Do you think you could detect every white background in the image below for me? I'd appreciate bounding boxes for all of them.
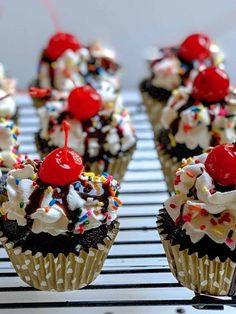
[1,0,236,89]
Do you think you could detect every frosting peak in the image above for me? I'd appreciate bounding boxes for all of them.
[165,151,236,250]
[2,160,121,236]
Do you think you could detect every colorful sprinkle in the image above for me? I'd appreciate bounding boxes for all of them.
[183,214,192,222]
[186,171,194,178]
[210,218,217,226]
[49,198,57,206]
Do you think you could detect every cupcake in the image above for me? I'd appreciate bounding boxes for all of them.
[157,144,236,296]
[157,66,234,192]
[34,83,136,182]
[140,33,224,131]
[31,32,88,108]
[0,121,121,291]
[0,118,22,203]
[0,63,17,121]
[31,32,121,109]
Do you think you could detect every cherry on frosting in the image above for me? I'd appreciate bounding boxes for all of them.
[192,66,229,102]
[205,143,236,186]
[39,120,83,186]
[29,87,51,99]
[45,32,81,61]
[178,33,211,62]
[68,85,102,121]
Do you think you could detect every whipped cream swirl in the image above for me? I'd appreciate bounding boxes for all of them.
[3,160,121,236]
[160,86,236,150]
[165,152,236,250]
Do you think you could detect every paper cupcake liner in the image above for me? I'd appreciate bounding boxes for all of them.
[156,146,180,193]
[157,216,236,296]
[0,222,119,292]
[141,91,166,133]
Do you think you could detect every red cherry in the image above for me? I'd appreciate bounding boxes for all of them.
[192,66,229,102]
[29,87,51,99]
[68,85,101,121]
[205,143,236,186]
[178,33,211,62]
[45,32,81,61]
[39,121,83,186]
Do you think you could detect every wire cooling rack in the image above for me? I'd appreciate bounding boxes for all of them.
[0,92,236,314]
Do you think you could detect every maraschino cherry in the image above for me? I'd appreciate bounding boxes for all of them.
[39,121,83,186]
[205,143,236,186]
[29,87,51,99]
[178,33,211,62]
[68,85,101,121]
[192,66,229,103]
[45,32,81,61]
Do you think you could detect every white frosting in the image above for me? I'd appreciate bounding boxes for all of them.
[0,63,17,118]
[0,90,17,118]
[38,48,89,90]
[165,152,236,250]
[0,120,20,169]
[175,105,211,149]
[161,86,236,150]
[3,163,121,236]
[53,50,85,91]
[151,57,182,90]
[90,41,116,61]
[3,164,35,225]
[38,98,136,158]
[48,119,85,156]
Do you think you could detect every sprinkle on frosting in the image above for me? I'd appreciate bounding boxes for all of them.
[2,160,121,236]
[165,151,236,250]
[160,86,236,151]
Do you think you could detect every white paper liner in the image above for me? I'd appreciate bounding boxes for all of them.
[157,216,236,296]
[0,223,119,292]
[141,91,166,133]
[156,145,180,193]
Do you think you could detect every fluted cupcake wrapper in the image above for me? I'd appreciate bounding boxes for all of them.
[0,222,119,292]
[141,91,166,133]
[156,146,180,193]
[157,216,236,296]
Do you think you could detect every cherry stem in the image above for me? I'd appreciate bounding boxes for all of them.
[40,0,62,32]
[29,87,51,98]
[62,120,70,161]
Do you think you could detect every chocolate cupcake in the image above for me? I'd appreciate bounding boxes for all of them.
[157,145,236,296]
[156,66,234,192]
[34,83,136,182]
[140,33,224,131]
[0,121,121,291]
